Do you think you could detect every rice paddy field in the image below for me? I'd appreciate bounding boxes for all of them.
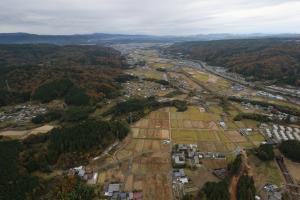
[127,67,163,79]
[169,106,261,153]
[95,103,266,199]
[183,67,231,93]
[94,107,173,200]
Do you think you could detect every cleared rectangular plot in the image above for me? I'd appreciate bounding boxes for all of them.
[172,130,219,143]
[133,118,149,128]
[216,132,231,142]
[171,119,178,128]
[133,128,170,139]
[198,142,218,152]
[224,142,237,152]
[214,142,230,152]
[237,142,255,149]
[248,134,265,143]
[225,130,248,142]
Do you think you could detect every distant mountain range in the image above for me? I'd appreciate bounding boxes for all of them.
[0,32,300,44]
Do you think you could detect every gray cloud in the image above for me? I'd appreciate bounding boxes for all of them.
[0,0,299,35]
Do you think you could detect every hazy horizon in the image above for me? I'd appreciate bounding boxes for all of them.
[1,0,300,35]
[1,32,300,37]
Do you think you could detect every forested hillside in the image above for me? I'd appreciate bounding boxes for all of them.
[166,38,300,86]
[0,44,126,105]
[0,119,129,199]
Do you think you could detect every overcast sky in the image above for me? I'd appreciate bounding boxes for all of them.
[0,0,300,35]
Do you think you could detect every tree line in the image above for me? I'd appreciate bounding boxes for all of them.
[104,97,187,123]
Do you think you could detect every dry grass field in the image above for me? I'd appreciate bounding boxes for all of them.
[284,158,300,184]
[0,124,55,139]
[185,68,231,92]
[127,67,163,79]
[132,108,170,140]
[248,154,284,191]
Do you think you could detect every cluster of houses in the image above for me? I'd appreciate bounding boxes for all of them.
[0,104,47,123]
[264,124,300,143]
[172,168,189,184]
[263,184,282,200]
[239,128,253,136]
[241,102,263,111]
[241,102,299,123]
[266,85,300,99]
[103,183,143,200]
[231,83,245,92]
[219,121,227,129]
[169,75,191,92]
[172,144,226,168]
[213,168,227,179]
[123,79,171,99]
[257,91,284,101]
[69,166,98,185]
[172,144,200,168]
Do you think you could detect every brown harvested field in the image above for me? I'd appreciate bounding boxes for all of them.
[172,129,220,144]
[171,119,178,128]
[123,139,172,200]
[136,156,170,172]
[198,142,218,152]
[284,158,300,184]
[99,137,173,200]
[190,120,200,128]
[225,130,248,142]
[142,174,172,200]
[0,130,28,137]
[208,121,219,130]
[97,168,126,185]
[29,125,54,135]
[171,120,218,130]
[161,129,170,138]
[97,172,106,185]
[224,142,237,152]
[124,174,134,191]
[183,120,193,128]
[148,110,169,120]
[131,128,139,137]
[201,159,228,169]
[134,139,144,152]
[208,74,218,83]
[109,107,173,200]
[248,154,284,191]
[132,118,149,128]
[132,108,170,140]
[151,140,162,151]
[170,106,221,122]
[0,124,55,139]
[214,142,230,152]
[97,103,252,199]
[142,140,153,151]
[216,133,231,143]
[186,168,219,189]
[115,149,133,160]
[148,119,169,129]
[133,179,143,191]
